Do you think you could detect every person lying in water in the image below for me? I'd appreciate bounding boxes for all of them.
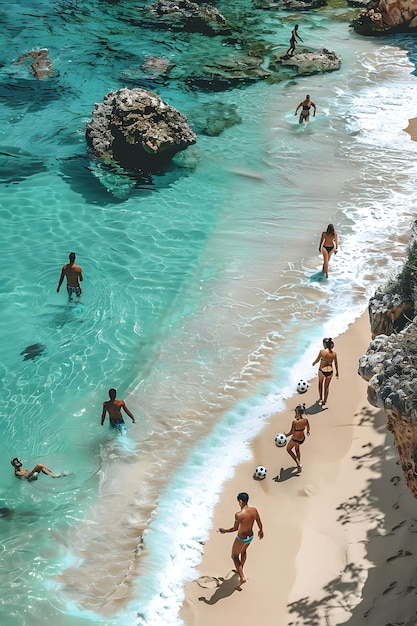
[11,458,65,481]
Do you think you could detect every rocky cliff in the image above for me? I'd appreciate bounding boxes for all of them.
[358,222,417,497]
[352,0,417,35]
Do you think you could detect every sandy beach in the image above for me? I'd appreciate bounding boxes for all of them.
[182,112,417,626]
[181,311,417,626]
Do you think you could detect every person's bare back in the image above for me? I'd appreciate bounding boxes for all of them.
[235,505,260,539]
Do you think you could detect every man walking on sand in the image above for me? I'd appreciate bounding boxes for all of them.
[219,492,263,587]
[101,388,136,433]
[57,252,83,299]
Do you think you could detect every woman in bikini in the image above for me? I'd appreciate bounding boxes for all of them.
[312,337,339,407]
[295,94,316,124]
[319,223,339,277]
[285,404,310,472]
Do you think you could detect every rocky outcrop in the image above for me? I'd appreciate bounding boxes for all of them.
[359,221,417,497]
[85,88,196,171]
[146,0,229,35]
[272,48,341,75]
[186,52,271,90]
[358,327,417,497]
[352,0,417,34]
[368,290,414,338]
[14,49,53,79]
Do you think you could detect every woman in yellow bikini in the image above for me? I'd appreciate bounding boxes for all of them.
[285,404,310,472]
[312,337,339,407]
[319,223,339,277]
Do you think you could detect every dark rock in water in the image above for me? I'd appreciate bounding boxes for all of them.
[14,49,54,80]
[86,88,196,172]
[186,53,271,91]
[0,507,13,518]
[0,146,46,183]
[145,0,230,36]
[189,101,242,136]
[20,343,46,361]
[282,0,327,8]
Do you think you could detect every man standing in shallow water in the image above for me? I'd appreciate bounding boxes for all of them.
[101,388,136,432]
[57,252,83,299]
[219,492,263,587]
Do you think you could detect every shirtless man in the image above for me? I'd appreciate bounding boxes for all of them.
[219,492,263,587]
[295,95,316,124]
[11,457,63,480]
[285,24,303,57]
[101,388,136,432]
[56,252,83,299]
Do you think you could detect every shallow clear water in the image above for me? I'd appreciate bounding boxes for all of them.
[1,1,417,624]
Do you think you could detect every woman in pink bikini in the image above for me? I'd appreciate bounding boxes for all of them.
[312,337,339,407]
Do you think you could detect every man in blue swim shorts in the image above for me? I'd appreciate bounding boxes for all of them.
[101,388,136,432]
[219,492,264,587]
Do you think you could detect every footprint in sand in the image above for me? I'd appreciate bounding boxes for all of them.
[386,550,412,562]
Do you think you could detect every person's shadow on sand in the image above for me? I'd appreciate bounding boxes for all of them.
[197,572,241,604]
[272,467,300,482]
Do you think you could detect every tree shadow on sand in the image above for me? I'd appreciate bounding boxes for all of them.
[197,571,241,605]
[287,407,417,626]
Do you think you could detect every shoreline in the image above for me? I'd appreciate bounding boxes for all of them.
[180,311,417,625]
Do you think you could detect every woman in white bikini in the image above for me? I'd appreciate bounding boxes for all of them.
[319,223,339,278]
[312,337,339,407]
[285,404,310,472]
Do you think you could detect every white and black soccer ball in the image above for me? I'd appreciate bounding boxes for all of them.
[297,379,309,394]
[275,433,287,447]
[254,465,267,480]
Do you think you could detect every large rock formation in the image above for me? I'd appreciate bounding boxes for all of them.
[359,222,417,497]
[85,88,196,171]
[352,0,417,34]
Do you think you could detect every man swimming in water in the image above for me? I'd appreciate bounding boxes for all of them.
[11,458,64,480]
[219,492,263,587]
[56,252,83,299]
[101,388,136,432]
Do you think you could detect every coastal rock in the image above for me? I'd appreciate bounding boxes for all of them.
[85,88,196,171]
[272,48,341,75]
[282,0,327,8]
[188,101,242,136]
[146,0,229,35]
[352,0,417,34]
[368,289,414,338]
[14,49,53,80]
[359,221,417,498]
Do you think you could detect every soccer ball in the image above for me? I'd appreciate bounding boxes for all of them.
[297,379,309,394]
[275,433,287,447]
[254,466,267,480]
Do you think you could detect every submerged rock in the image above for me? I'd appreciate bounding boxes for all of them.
[0,146,46,183]
[352,0,417,34]
[146,0,229,35]
[14,49,54,80]
[86,88,196,171]
[20,343,46,361]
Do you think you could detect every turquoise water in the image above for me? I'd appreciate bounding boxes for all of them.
[2,1,417,624]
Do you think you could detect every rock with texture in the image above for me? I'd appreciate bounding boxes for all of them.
[352,0,417,34]
[85,88,196,171]
[14,49,53,79]
[146,0,229,35]
[273,48,341,74]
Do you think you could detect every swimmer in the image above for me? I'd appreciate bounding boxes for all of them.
[219,492,263,587]
[285,404,310,472]
[295,95,316,124]
[101,388,136,431]
[57,252,83,300]
[11,458,64,480]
